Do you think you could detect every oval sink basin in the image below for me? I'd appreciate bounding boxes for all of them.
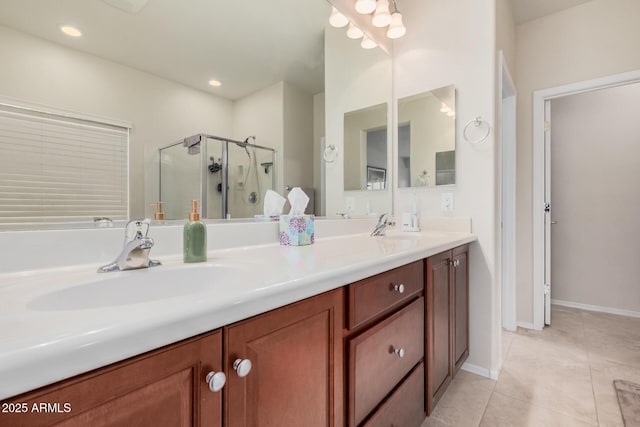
[27,263,246,311]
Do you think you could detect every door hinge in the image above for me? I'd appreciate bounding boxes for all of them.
[544,283,551,295]
[544,121,551,132]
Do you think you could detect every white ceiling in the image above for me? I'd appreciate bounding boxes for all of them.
[511,0,595,24]
[0,0,330,100]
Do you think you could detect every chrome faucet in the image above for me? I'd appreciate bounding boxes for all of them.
[97,218,161,273]
[371,213,395,237]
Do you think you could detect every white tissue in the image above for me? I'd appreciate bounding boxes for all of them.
[288,187,310,215]
[264,190,286,216]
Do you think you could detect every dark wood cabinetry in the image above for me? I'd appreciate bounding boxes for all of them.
[224,289,343,427]
[425,250,453,414]
[345,261,425,427]
[0,330,223,427]
[425,244,470,415]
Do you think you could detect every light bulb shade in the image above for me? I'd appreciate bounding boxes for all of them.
[329,6,349,28]
[372,0,392,27]
[347,22,364,39]
[361,35,377,49]
[355,0,376,14]
[386,12,406,39]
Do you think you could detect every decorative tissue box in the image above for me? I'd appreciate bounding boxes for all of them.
[279,215,315,246]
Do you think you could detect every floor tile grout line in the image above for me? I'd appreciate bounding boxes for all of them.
[586,350,601,426]
[476,381,497,426]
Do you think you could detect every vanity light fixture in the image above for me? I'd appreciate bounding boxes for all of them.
[60,25,82,37]
[386,0,406,39]
[355,0,377,14]
[372,0,392,28]
[346,22,364,39]
[361,35,377,49]
[208,80,222,87]
[329,6,349,28]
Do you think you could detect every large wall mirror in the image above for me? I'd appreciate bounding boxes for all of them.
[397,85,456,188]
[0,0,339,228]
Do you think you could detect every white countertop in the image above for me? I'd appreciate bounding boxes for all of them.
[0,230,475,400]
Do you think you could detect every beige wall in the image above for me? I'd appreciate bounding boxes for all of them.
[550,83,640,313]
[394,0,500,375]
[283,82,314,190]
[496,0,516,74]
[515,0,640,325]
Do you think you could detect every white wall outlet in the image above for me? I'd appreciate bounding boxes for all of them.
[345,197,355,213]
[441,192,454,212]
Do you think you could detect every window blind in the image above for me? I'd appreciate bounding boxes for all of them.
[0,104,129,226]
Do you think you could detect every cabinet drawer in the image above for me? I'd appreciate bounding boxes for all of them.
[348,298,424,426]
[363,363,425,427]
[347,261,423,329]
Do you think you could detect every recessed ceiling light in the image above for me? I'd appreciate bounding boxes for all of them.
[60,25,82,37]
[208,80,222,87]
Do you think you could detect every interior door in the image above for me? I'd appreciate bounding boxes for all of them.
[544,100,552,326]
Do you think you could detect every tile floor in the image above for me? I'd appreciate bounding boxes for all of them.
[421,305,640,426]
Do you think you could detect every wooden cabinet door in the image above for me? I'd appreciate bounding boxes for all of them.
[425,251,452,415]
[0,331,223,427]
[224,289,343,427]
[452,245,469,371]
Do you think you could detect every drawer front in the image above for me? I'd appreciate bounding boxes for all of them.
[349,298,424,426]
[363,363,425,427]
[348,261,423,329]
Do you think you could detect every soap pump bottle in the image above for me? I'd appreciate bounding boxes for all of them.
[184,200,207,263]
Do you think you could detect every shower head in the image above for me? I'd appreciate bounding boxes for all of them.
[242,136,255,158]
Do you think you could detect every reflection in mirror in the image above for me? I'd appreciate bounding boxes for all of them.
[397,85,456,188]
[159,135,276,220]
[0,0,330,229]
[343,103,388,191]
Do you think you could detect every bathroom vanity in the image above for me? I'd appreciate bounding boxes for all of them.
[0,230,473,427]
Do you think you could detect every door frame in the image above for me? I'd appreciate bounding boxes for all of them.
[531,69,640,330]
[498,51,517,332]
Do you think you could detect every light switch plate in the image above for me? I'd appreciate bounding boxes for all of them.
[441,193,454,212]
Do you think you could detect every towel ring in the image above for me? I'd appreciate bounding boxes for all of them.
[463,116,491,144]
[323,144,338,163]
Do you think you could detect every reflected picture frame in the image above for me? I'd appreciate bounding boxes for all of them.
[366,166,386,190]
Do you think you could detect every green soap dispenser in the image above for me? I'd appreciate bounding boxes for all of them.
[184,199,207,263]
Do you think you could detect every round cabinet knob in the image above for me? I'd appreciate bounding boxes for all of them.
[393,284,405,294]
[205,371,226,392]
[233,358,252,378]
[393,347,405,358]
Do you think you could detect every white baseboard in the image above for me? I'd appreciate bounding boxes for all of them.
[461,362,500,380]
[516,321,539,330]
[551,299,640,319]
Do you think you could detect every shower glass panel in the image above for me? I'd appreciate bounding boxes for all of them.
[159,143,201,220]
[159,134,276,220]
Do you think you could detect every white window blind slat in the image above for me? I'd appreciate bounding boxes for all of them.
[0,103,129,226]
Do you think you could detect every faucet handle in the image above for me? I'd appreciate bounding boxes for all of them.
[124,218,151,242]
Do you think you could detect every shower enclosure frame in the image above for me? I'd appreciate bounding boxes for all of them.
[158,133,277,219]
